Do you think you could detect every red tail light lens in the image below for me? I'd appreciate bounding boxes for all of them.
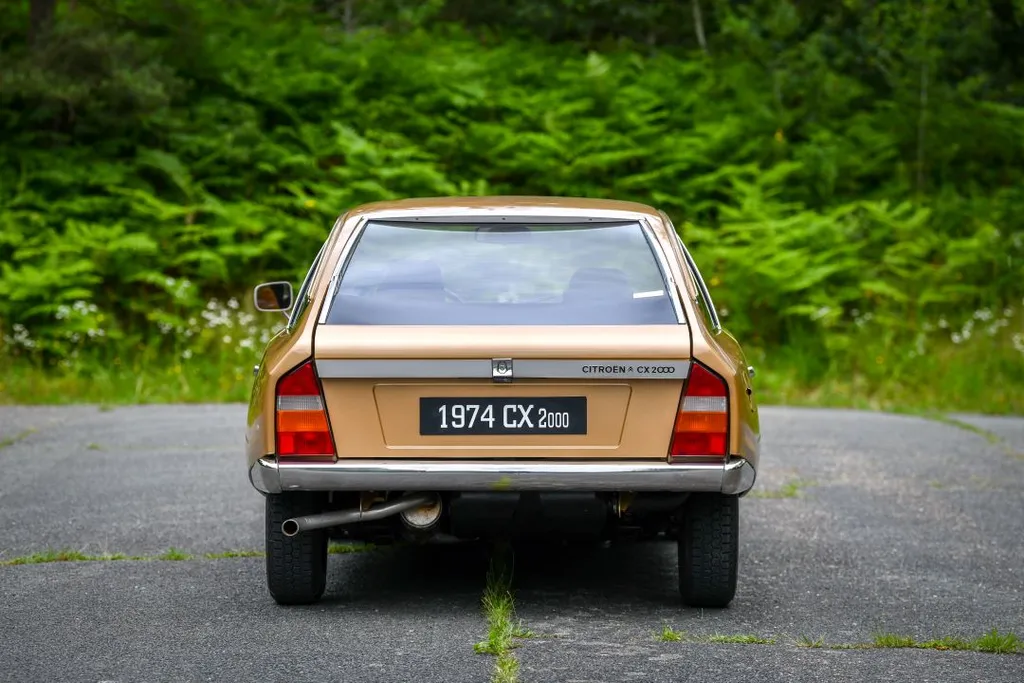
[669,362,729,459]
[275,361,335,458]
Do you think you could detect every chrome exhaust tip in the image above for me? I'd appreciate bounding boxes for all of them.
[399,494,443,532]
[281,493,435,536]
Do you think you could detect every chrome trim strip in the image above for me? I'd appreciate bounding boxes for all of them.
[314,358,691,380]
[366,213,640,223]
[249,457,756,495]
[516,359,690,380]
[640,217,686,324]
[316,359,490,379]
[318,217,368,325]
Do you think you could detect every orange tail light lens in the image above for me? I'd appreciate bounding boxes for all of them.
[275,361,335,458]
[669,362,729,459]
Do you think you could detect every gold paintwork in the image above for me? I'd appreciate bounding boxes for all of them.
[246,196,760,473]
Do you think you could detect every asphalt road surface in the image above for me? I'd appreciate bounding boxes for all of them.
[1,405,1022,682]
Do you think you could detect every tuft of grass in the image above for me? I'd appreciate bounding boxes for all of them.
[0,428,36,450]
[750,479,816,499]
[972,629,1022,654]
[871,630,1022,654]
[796,635,825,648]
[1,547,311,566]
[792,630,1022,655]
[204,550,264,559]
[328,541,376,554]
[917,636,972,651]
[1,549,127,566]
[86,442,103,451]
[708,634,776,645]
[158,548,192,561]
[492,651,519,683]
[657,626,685,642]
[873,633,917,648]
[658,630,775,645]
[475,545,524,683]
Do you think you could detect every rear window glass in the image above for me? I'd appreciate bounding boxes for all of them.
[324,220,677,325]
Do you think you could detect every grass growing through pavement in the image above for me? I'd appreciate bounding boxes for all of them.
[475,545,532,683]
[657,626,684,642]
[796,635,825,648]
[1,544,377,566]
[708,634,776,645]
[0,429,36,450]
[789,630,1022,654]
[872,630,1022,655]
[656,629,775,645]
[873,633,917,648]
[329,542,376,554]
[204,550,264,559]
[655,630,1021,654]
[1,550,136,565]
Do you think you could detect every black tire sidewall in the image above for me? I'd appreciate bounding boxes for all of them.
[265,492,329,605]
[678,493,739,608]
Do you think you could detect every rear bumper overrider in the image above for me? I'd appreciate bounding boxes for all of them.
[249,457,756,496]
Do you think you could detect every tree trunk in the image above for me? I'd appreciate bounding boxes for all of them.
[29,0,59,45]
[343,0,355,33]
[692,0,708,55]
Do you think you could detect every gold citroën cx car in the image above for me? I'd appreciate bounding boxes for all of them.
[247,197,760,607]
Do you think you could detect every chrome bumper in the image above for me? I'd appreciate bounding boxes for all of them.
[249,457,756,496]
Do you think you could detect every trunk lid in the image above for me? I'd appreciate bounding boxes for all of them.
[314,325,690,459]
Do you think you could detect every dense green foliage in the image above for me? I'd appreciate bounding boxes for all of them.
[1,0,1022,410]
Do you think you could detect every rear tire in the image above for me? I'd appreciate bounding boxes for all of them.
[266,492,328,605]
[677,493,738,608]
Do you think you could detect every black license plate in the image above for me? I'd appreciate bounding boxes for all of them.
[420,397,587,435]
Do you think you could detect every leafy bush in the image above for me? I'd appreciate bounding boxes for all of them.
[0,0,1021,410]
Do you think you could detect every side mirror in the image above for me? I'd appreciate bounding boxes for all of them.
[253,281,293,312]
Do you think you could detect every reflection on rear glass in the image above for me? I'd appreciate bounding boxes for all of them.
[326,221,677,325]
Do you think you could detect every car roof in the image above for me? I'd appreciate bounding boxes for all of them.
[344,195,664,221]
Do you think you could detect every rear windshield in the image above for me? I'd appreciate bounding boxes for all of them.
[324,220,677,325]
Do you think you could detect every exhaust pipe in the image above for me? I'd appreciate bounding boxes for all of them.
[282,493,436,537]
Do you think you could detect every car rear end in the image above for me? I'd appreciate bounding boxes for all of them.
[249,201,756,607]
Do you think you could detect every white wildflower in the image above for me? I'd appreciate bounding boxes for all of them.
[1013,333,1024,355]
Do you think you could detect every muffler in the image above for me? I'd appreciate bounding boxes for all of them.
[282,493,436,537]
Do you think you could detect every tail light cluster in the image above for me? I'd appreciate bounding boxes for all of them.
[669,362,729,459]
[275,361,335,458]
